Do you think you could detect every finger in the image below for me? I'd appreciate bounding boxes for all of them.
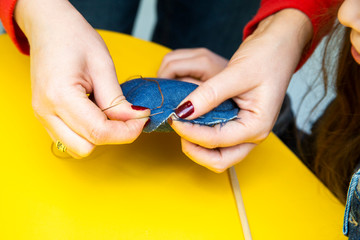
[157,57,218,81]
[44,127,80,159]
[169,109,271,148]
[173,69,243,120]
[176,77,204,85]
[89,58,150,121]
[56,93,149,145]
[42,115,95,158]
[158,49,227,81]
[181,138,255,173]
[158,48,207,74]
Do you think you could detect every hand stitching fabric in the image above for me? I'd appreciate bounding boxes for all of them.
[121,78,240,133]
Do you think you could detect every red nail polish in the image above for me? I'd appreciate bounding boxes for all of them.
[131,105,149,111]
[144,119,151,128]
[167,117,173,125]
[175,101,194,119]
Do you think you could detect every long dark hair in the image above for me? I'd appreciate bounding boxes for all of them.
[310,24,360,204]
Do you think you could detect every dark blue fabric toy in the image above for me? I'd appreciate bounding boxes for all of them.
[121,78,240,133]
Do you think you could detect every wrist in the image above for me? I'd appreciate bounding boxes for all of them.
[226,9,313,87]
[251,9,313,54]
[14,0,31,37]
[14,0,80,46]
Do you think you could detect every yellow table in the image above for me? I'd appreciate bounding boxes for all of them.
[0,31,346,239]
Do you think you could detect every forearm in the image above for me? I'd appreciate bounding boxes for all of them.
[244,0,342,68]
[246,8,312,55]
[14,0,86,50]
[229,8,312,83]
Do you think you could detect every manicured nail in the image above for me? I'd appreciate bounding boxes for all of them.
[175,101,194,119]
[131,105,149,111]
[167,117,173,126]
[144,119,151,128]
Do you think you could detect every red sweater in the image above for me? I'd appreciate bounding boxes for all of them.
[0,0,29,54]
[0,0,342,59]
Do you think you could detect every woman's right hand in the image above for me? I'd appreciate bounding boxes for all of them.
[15,0,150,158]
[158,9,312,172]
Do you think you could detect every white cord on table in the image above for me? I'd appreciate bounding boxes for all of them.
[229,166,253,240]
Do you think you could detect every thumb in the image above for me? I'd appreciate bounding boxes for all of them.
[91,65,150,121]
[174,69,240,120]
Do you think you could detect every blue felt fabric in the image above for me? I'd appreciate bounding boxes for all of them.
[121,78,240,133]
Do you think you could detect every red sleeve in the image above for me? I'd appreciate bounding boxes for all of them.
[0,0,30,55]
[243,0,343,69]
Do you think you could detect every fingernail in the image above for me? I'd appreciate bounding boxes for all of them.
[167,117,173,126]
[175,101,194,119]
[131,105,149,111]
[144,119,151,128]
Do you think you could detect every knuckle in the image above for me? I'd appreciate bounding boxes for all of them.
[76,144,95,158]
[31,98,50,119]
[181,141,193,157]
[255,129,271,143]
[123,132,138,144]
[43,88,57,103]
[103,57,115,69]
[44,82,64,102]
[96,55,114,67]
[162,52,173,64]
[213,167,227,174]
[204,141,219,149]
[92,56,115,74]
[198,55,212,66]
[31,98,42,115]
[118,122,142,144]
[43,88,68,112]
[206,152,229,173]
[126,122,143,142]
[197,47,209,55]
[208,127,224,148]
[166,60,180,71]
[198,83,218,107]
[212,160,229,173]
[89,125,107,144]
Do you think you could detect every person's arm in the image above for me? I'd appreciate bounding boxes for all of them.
[243,0,343,68]
[157,0,343,172]
[4,0,150,158]
[158,9,312,172]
